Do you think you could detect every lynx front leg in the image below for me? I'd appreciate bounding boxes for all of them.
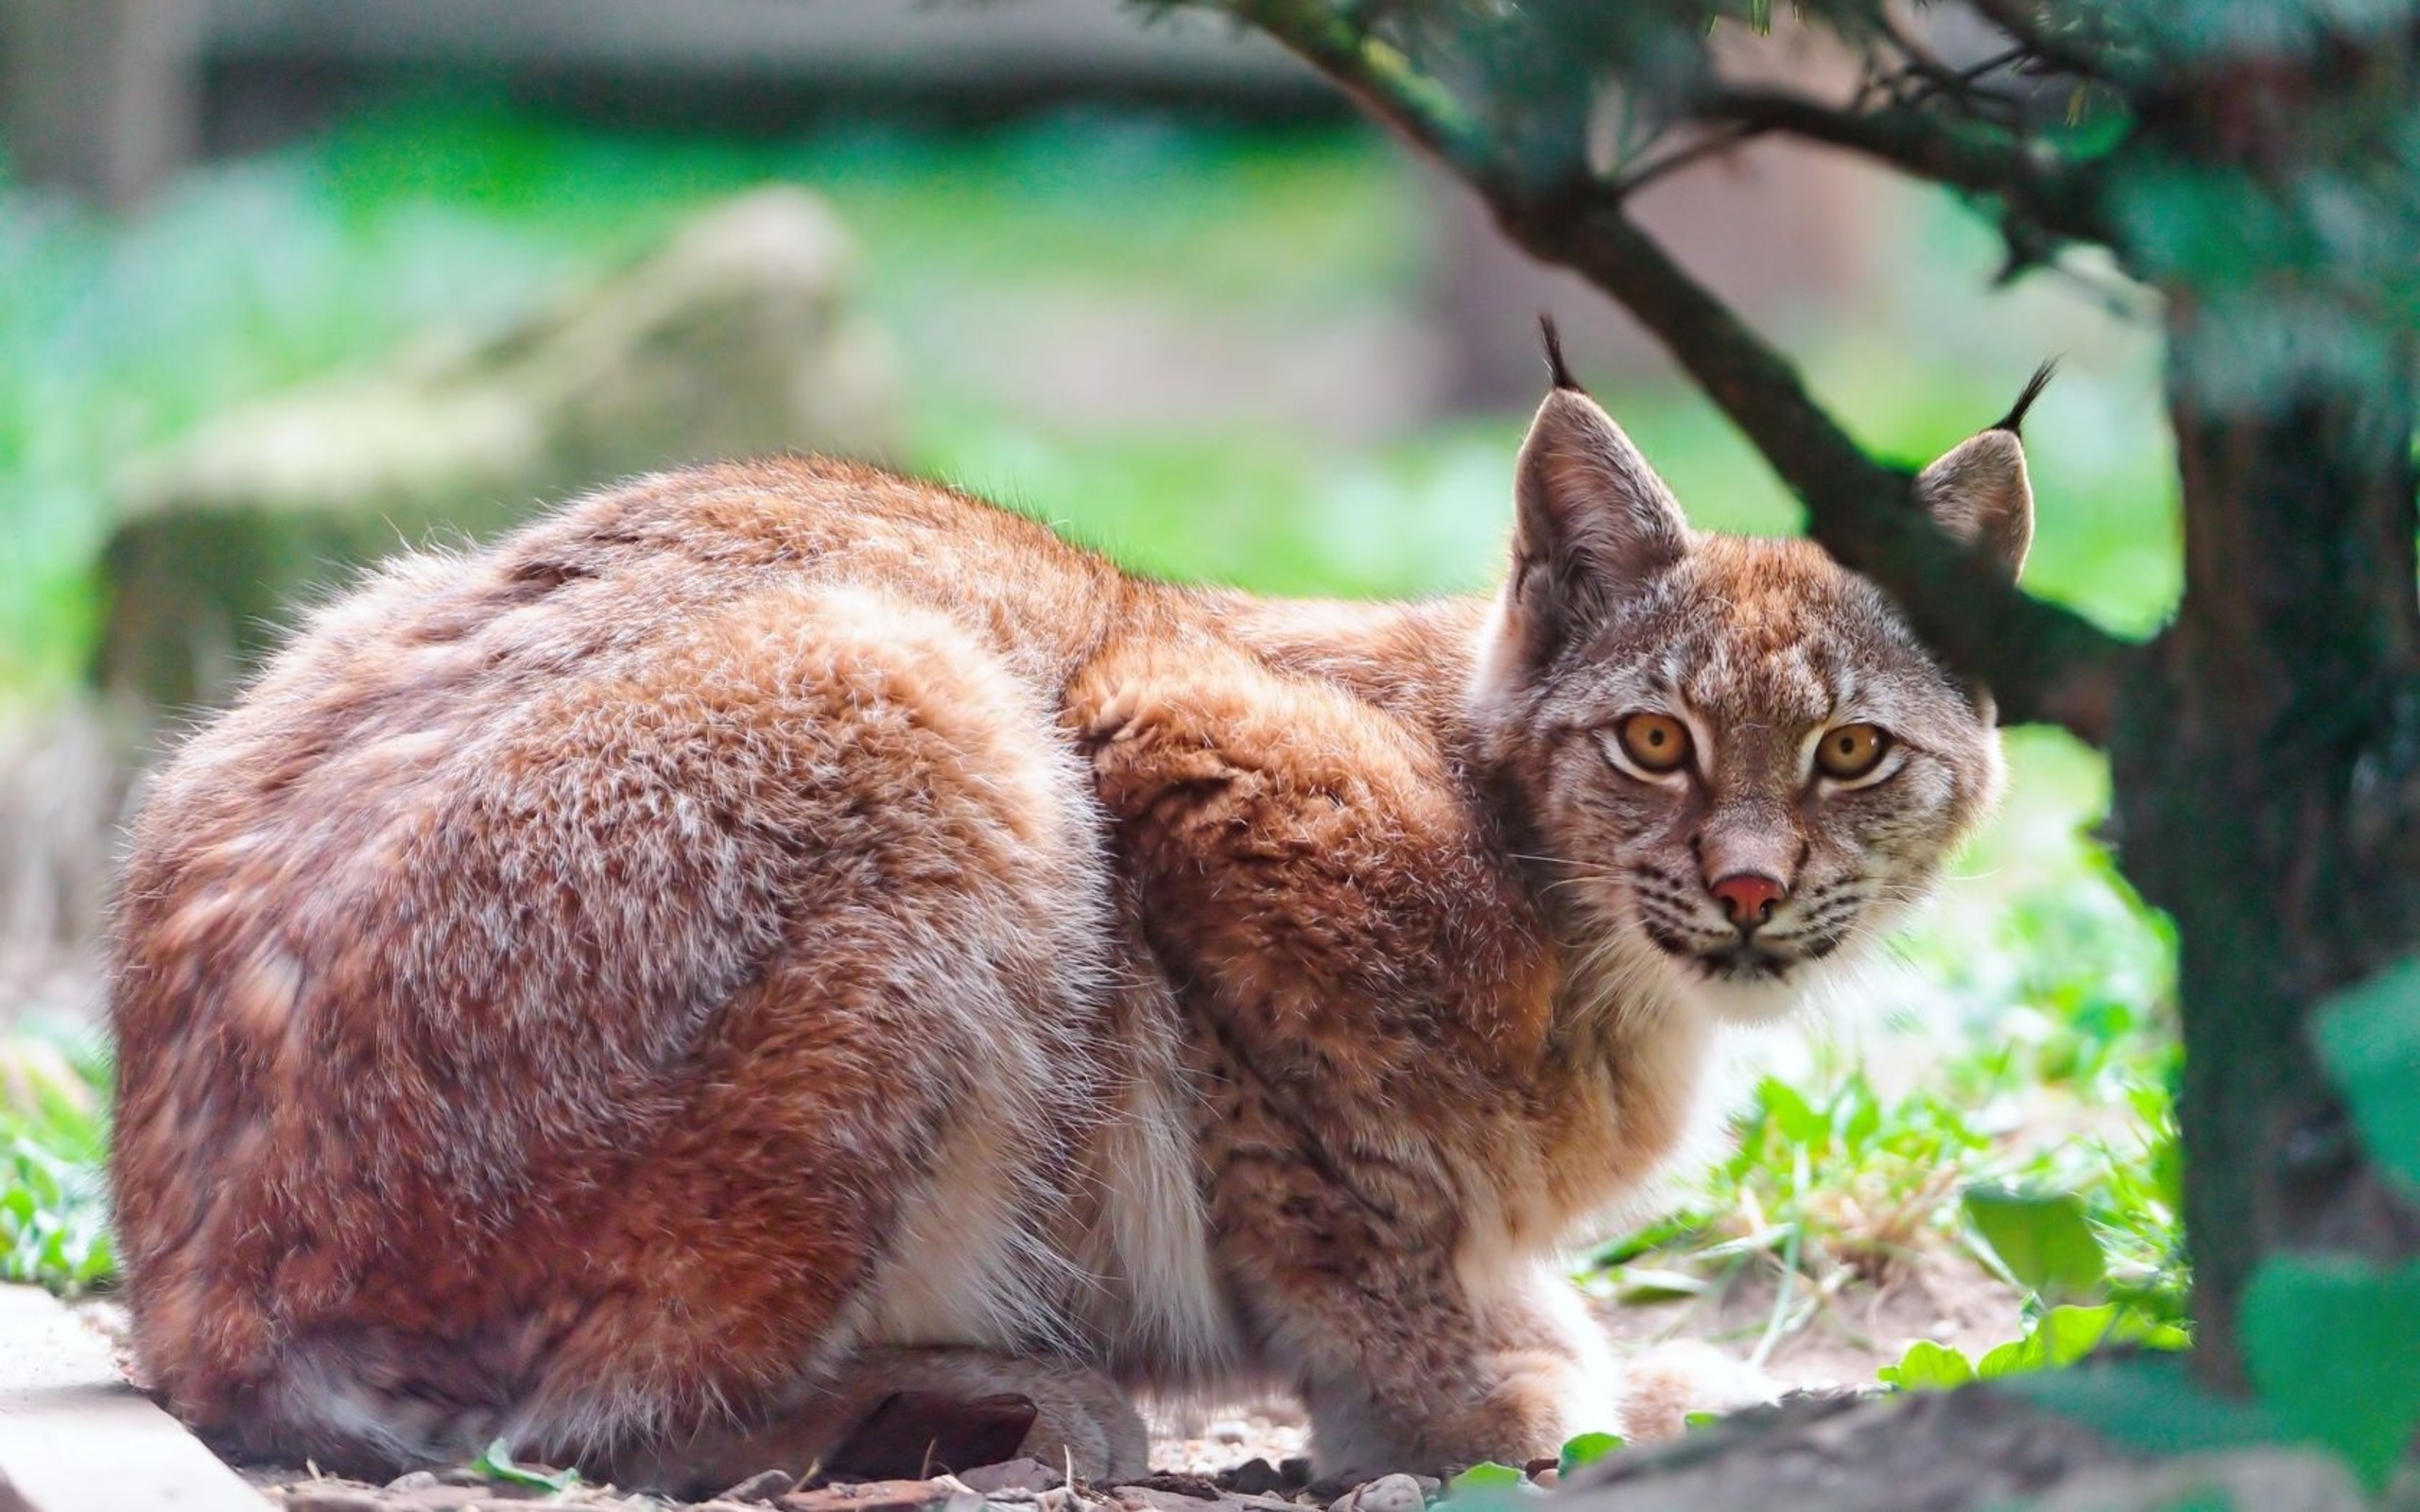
[1075,649,1596,1473]
[1222,1179,1617,1479]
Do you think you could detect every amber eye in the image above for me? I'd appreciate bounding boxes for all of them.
[1616,712,1692,774]
[1815,723,1892,781]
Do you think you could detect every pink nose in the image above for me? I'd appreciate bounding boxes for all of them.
[1709,871,1787,929]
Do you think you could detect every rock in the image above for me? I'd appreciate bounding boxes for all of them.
[1113,1490,1220,1512]
[1278,1459,1314,1489]
[779,1479,950,1512]
[98,184,900,711]
[281,1486,389,1512]
[393,1486,493,1510]
[1552,1385,2163,1511]
[720,1469,803,1503]
[1114,1473,1224,1501]
[2026,1448,2363,1512]
[1206,1420,1252,1446]
[1530,1469,1559,1488]
[1336,1470,1423,1509]
[1221,1459,1286,1497]
[387,1470,443,1491]
[959,1458,1066,1494]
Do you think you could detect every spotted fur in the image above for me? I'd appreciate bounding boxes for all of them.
[108,375,2032,1490]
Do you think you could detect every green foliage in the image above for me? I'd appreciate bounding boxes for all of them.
[2211,956,2420,1488]
[1438,1460,1533,1506]
[2013,949,2420,1486]
[1876,1339,1975,1392]
[1880,1304,2186,1395]
[2241,1254,2420,1489]
[468,1440,583,1493]
[1557,1432,1624,1477]
[0,1036,112,1296]
[2310,955,2420,1201]
[1962,1188,2106,1303]
[2014,1261,2420,1492]
[1998,1356,2283,1460]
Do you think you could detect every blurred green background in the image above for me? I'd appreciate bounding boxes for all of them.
[0,93,2180,699]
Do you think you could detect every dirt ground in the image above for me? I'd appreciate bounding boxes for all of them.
[73,1259,2042,1512]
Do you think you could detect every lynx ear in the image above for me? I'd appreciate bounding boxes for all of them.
[1500,342,1688,668]
[1915,363,2049,580]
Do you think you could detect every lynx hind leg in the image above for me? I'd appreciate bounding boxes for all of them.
[827,1349,1150,1483]
[500,588,1116,1478]
[610,1349,1150,1496]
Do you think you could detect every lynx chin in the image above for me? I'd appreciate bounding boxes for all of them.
[110,331,2041,1493]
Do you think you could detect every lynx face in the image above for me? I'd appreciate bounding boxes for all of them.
[1474,374,2034,1025]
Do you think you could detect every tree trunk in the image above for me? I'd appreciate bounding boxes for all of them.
[2111,307,2420,1387]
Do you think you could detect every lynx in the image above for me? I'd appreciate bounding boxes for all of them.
[109,335,2038,1493]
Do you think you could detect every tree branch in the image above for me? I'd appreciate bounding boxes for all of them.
[1692,88,2109,244]
[1965,0,2130,84]
[1187,0,2141,743]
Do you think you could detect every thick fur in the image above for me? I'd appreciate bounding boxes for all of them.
[109,381,2030,1490]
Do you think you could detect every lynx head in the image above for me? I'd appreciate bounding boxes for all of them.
[1472,334,2041,1026]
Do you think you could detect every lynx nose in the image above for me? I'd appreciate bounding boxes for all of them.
[1708,871,1787,929]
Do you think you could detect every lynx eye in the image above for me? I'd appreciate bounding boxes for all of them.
[1615,712,1692,774]
[1815,723,1892,782]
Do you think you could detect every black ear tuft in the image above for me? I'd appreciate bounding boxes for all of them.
[1993,359,2059,436]
[1539,314,1583,393]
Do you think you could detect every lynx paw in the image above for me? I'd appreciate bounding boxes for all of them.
[1615,1341,1778,1443]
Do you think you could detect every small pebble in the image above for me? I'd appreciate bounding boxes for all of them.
[959,1457,1065,1494]
[1206,1419,1252,1446]
[1352,1474,1426,1512]
[392,1488,493,1510]
[1530,1468,1559,1488]
[719,1469,799,1503]
[388,1471,442,1491]
[281,1488,388,1512]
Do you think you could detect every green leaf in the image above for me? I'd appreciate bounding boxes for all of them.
[1963,1187,2108,1301]
[1877,1339,1976,1393]
[1757,1078,1824,1146]
[1972,1304,2134,1382]
[1609,1266,1705,1304]
[468,1440,582,1493]
[2311,955,2420,1200]
[1448,1462,1523,1489]
[2241,1253,2420,1488]
[1557,1432,1623,1477]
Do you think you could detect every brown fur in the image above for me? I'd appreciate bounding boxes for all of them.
[109,378,2033,1490]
